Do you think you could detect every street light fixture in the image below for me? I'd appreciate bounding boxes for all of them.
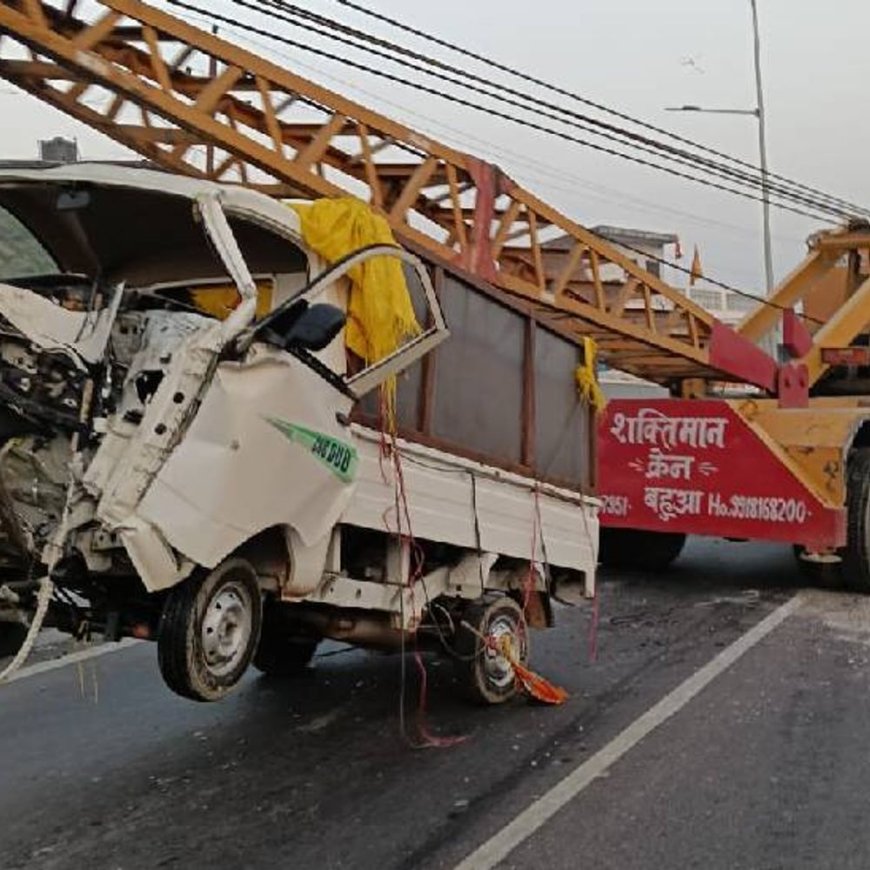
[665,1,775,329]
[666,106,758,117]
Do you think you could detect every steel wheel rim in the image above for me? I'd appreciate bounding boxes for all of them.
[201,580,252,677]
[484,614,522,689]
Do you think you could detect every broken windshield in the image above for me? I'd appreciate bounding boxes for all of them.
[0,204,56,280]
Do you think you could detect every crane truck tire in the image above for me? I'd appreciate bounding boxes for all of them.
[598,528,687,572]
[842,448,870,592]
[791,545,841,587]
[158,558,263,702]
[455,596,529,705]
[795,449,870,591]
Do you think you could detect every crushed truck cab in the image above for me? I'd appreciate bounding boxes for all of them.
[0,165,598,703]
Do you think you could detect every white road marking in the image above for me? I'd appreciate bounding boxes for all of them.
[3,638,141,684]
[454,593,803,870]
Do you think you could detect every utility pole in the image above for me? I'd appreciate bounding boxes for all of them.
[666,1,777,357]
[750,0,774,300]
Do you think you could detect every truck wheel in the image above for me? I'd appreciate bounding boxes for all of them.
[253,637,318,677]
[792,545,841,588]
[158,559,262,702]
[0,622,27,658]
[454,596,528,705]
[598,527,686,571]
[842,449,870,592]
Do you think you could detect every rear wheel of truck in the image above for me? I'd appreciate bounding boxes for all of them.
[0,622,27,658]
[598,527,686,571]
[158,558,262,702]
[253,637,318,677]
[253,602,319,677]
[454,596,528,705]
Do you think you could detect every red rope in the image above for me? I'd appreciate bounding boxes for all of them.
[378,389,466,749]
[587,587,600,663]
[521,488,540,615]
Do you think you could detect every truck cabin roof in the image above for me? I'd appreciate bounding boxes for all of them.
[0,164,309,290]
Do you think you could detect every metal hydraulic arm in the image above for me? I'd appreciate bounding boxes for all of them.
[738,225,870,395]
[0,0,777,390]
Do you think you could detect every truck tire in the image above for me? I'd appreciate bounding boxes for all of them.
[454,596,528,705]
[792,545,841,588]
[158,558,262,702]
[842,449,870,592]
[0,622,27,658]
[253,636,318,677]
[598,527,686,571]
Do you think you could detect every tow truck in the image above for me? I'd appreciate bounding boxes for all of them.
[598,232,870,588]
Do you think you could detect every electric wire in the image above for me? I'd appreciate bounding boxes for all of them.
[258,0,867,220]
[331,0,867,220]
[226,0,858,220]
[169,0,842,226]
[181,5,806,246]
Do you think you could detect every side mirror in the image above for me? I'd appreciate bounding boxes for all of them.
[283,303,346,352]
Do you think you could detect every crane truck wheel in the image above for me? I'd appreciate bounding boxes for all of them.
[598,528,687,571]
[841,448,870,592]
[799,450,870,591]
[791,546,842,588]
[454,595,528,705]
[157,558,263,702]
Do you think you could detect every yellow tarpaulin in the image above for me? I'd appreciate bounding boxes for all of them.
[289,197,421,365]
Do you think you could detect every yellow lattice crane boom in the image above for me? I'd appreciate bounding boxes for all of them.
[0,0,786,391]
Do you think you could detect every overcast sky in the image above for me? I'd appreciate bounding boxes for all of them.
[3,0,866,296]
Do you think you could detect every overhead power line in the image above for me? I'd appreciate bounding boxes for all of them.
[169,0,850,225]
[183,6,807,246]
[224,0,866,220]
[252,0,861,219]
[260,0,866,220]
[330,0,867,222]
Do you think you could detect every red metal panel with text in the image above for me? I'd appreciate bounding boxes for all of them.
[597,398,846,550]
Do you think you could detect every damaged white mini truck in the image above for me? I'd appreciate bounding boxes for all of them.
[0,164,598,704]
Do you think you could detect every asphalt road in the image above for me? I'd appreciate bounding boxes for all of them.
[1,539,866,869]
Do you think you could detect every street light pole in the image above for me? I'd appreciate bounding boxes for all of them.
[749,0,775,298]
[666,2,776,356]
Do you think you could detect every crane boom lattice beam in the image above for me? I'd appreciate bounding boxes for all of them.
[0,0,777,388]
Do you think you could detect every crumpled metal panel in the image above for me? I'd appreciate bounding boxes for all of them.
[136,347,356,572]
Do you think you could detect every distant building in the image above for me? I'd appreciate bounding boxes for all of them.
[590,225,680,280]
[38,136,79,163]
[684,284,757,328]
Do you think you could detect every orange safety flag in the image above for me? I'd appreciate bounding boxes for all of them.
[689,244,704,286]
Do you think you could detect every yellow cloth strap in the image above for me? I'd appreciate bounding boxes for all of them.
[288,198,421,366]
[575,337,607,413]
